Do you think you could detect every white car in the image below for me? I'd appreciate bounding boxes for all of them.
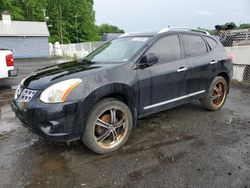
[0,49,17,79]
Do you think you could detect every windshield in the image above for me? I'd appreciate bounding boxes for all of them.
[85,37,151,64]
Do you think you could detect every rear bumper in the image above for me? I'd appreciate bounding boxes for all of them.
[11,98,85,142]
[8,68,18,77]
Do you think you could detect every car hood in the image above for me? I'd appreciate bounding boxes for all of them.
[22,61,119,90]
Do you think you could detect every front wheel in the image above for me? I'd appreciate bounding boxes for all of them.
[200,76,228,111]
[82,98,133,154]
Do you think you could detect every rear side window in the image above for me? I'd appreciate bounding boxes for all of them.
[182,35,207,57]
[204,37,217,50]
[148,35,181,63]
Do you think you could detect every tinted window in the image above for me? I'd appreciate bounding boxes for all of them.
[148,35,181,63]
[205,37,217,50]
[182,35,207,57]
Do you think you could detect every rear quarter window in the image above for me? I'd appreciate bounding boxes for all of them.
[204,37,218,50]
[182,35,207,57]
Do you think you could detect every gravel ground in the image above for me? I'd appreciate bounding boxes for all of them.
[0,85,249,188]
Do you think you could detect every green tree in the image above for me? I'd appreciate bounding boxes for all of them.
[47,0,97,43]
[0,0,124,43]
[224,22,238,29]
[20,0,47,21]
[0,0,25,20]
[97,23,125,35]
[239,23,250,29]
[47,0,65,43]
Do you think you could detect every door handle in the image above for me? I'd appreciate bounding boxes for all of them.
[210,60,218,65]
[177,67,188,72]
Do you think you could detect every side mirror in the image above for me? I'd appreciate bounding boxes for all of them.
[139,53,158,68]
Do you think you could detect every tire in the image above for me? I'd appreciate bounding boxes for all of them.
[82,98,133,154]
[200,76,228,111]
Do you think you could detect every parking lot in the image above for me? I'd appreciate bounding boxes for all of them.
[0,74,249,188]
[0,58,67,89]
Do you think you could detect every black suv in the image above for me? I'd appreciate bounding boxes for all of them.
[12,28,233,154]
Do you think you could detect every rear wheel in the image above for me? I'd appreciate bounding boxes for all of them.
[82,98,133,154]
[200,76,228,111]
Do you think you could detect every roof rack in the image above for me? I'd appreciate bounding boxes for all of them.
[158,27,210,35]
[119,32,139,38]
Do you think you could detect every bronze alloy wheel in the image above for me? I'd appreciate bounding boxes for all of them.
[83,98,133,154]
[200,76,228,111]
[94,108,128,149]
[211,80,227,107]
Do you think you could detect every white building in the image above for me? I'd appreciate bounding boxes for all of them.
[0,11,50,58]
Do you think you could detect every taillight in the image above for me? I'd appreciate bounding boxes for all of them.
[6,54,14,67]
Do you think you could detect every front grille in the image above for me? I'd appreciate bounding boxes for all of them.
[17,88,37,102]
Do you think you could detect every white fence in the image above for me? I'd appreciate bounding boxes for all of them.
[52,41,106,59]
[225,46,250,83]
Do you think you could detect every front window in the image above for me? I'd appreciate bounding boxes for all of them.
[85,37,151,64]
[147,35,181,63]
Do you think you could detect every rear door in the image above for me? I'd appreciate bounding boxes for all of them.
[181,34,213,95]
[137,34,188,115]
[203,36,220,79]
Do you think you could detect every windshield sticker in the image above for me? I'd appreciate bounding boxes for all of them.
[131,37,148,42]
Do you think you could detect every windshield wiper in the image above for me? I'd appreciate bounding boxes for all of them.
[82,59,98,64]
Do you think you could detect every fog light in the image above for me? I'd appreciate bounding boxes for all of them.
[41,126,51,133]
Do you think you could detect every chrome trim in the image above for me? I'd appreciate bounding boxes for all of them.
[210,60,217,65]
[158,27,210,35]
[144,90,206,110]
[177,67,188,72]
[17,89,37,102]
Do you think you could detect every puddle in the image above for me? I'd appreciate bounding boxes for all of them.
[0,89,14,107]
[0,90,15,119]
[0,104,15,119]
[41,157,65,171]
[0,90,19,136]
[27,153,76,188]
[0,104,18,136]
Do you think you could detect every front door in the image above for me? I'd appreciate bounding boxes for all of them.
[136,35,188,116]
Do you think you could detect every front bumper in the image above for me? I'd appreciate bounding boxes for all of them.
[11,97,85,142]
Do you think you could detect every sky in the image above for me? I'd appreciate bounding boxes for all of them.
[94,0,250,32]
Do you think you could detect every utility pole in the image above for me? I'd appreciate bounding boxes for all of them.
[74,15,79,43]
[59,4,63,44]
[42,9,47,22]
[41,9,52,31]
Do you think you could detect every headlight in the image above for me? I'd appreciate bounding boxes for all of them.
[40,79,82,103]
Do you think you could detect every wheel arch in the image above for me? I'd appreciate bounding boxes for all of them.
[79,83,138,130]
[217,72,230,93]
